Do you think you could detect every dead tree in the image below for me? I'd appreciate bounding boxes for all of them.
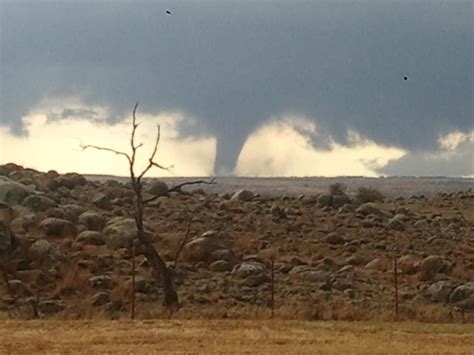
[82,102,214,310]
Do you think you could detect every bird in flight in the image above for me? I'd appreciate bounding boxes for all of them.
[403,76,408,81]
[165,9,172,16]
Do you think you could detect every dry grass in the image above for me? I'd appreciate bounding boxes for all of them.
[0,319,472,354]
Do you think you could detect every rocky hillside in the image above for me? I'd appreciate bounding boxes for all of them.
[0,163,473,321]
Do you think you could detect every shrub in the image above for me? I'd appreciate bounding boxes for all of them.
[329,183,347,196]
[356,187,384,203]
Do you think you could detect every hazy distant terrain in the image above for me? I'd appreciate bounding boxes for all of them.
[86,175,473,198]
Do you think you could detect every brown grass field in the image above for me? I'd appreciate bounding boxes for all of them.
[0,320,473,354]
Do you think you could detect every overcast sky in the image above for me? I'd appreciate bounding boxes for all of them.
[0,0,472,176]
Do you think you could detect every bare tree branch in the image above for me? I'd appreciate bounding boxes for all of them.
[81,144,131,163]
[169,177,216,193]
[174,220,192,269]
[143,178,216,204]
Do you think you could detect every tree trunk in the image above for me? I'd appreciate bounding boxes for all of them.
[133,184,179,310]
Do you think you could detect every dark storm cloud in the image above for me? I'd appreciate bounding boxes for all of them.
[0,0,472,174]
[380,140,474,177]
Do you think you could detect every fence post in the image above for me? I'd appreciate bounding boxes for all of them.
[271,255,275,319]
[394,257,399,320]
[131,244,136,320]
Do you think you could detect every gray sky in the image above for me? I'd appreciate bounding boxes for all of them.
[1,0,473,176]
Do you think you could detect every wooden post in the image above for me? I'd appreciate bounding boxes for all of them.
[271,255,275,319]
[131,243,136,320]
[394,257,399,320]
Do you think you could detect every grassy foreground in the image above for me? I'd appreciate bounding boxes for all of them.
[0,320,473,354]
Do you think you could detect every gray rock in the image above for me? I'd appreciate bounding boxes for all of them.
[345,255,366,266]
[40,218,77,238]
[289,266,329,283]
[182,231,228,263]
[398,255,418,275]
[388,213,408,230]
[103,217,150,249]
[419,255,451,281]
[61,204,86,223]
[28,239,57,264]
[92,192,112,209]
[55,173,87,190]
[242,274,270,287]
[365,258,382,269]
[21,194,57,212]
[0,179,34,205]
[210,260,233,272]
[449,282,474,303]
[76,230,105,246]
[231,189,254,202]
[78,211,106,231]
[325,233,345,245]
[426,280,455,303]
[356,202,383,216]
[232,261,267,278]
[0,202,14,226]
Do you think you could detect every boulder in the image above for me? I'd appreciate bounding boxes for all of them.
[28,239,54,262]
[103,217,152,249]
[356,202,383,216]
[78,211,106,231]
[419,255,451,281]
[61,204,87,223]
[426,280,455,303]
[39,218,77,238]
[449,282,474,304]
[398,255,418,275]
[92,192,112,209]
[242,274,270,287]
[289,266,329,283]
[76,230,105,246]
[231,189,254,202]
[55,173,87,189]
[388,213,408,230]
[182,231,228,264]
[21,194,58,212]
[232,261,267,278]
[0,179,34,205]
[0,202,14,226]
[325,233,345,245]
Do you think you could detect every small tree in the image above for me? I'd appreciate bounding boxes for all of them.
[329,182,347,196]
[82,102,213,310]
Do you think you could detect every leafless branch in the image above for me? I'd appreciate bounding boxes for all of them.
[143,178,216,204]
[169,177,216,193]
[138,124,162,183]
[174,221,192,268]
[81,144,131,163]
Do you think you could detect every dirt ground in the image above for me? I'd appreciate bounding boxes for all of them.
[1,320,473,354]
